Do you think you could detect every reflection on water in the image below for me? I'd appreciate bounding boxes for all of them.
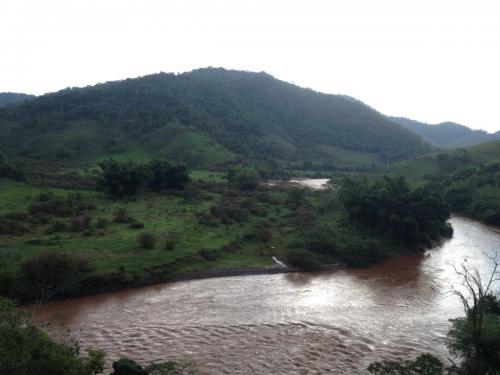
[32,216,500,374]
[265,178,332,190]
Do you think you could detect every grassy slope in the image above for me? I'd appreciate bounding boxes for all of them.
[1,167,403,302]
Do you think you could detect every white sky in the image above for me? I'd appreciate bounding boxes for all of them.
[1,0,499,132]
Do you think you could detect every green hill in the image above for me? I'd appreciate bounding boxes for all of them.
[0,68,431,169]
[384,140,500,224]
[0,92,35,108]
[391,116,500,148]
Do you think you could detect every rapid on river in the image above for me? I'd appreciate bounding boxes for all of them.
[33,216,500,374]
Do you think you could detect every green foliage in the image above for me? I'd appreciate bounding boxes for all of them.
[392,116,498,148]
[148,159,190,191]
[284,249,321,270]
[367,353,444,374]
[0,150,24,180]
[0,92,35,107]
[0,68,430,167]
[227,166,259,190]
[84,348,106,375]
[0,297,91,375]
[98,159,189,197]
[21,252,91,303]
[138,232,156,249]
[339,176,452,247]
[447,296,500,374]
[385,142,500,226]
[110,357,197,375]
[286,188,306,207]
[98,160,151,197]
[111,358,148,375]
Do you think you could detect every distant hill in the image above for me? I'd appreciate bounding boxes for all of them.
[0,68,431,169]
[0,92,35,108]
[384,140,500,224]
[391,116,499,148]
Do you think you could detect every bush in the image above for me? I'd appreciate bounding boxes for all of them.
[111,358,147,375]
[227,166,260,190]
[0,297,93,375]
[368,353,444,374]
[244,223,273,242]
[21,252,91,303]
[114,208,134,223]
[138,232,156,249]
[163,233,177,251]
[29,199,73,217]
[4,211,30,221]
[96,217,109,229]
[70,216,92,231]
[128,222,145,229]
[164,239,175,251]
[199,248,222,261]
[0,218,30,235]
[197,212,218,227]
[284,249,321,270]
[48,220,67,233]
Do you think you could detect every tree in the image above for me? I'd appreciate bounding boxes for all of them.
[98,159,150,197]
[227,167,259,190]
[21,252,91,304]
[147,159,190,191]
[0,297,95,375]
[447,254,500,374]
[339,175,452,247]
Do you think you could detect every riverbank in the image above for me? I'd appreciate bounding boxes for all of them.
[31,216,498,374]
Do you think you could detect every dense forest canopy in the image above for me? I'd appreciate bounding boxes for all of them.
[0,92,35,108]
[0,68,431,168]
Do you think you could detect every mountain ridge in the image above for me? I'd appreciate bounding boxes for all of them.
[0,92,36,108]
[391,116,500,148]
[0,68,431,169]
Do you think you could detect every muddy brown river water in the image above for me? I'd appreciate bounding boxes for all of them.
[33,216,500,374]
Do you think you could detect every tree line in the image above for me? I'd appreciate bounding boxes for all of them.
[339,175,452,247]
[98,159,190,198]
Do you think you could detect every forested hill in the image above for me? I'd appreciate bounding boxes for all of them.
[0,68,431,168]
[0,92,35,108]
[391,116,500,148]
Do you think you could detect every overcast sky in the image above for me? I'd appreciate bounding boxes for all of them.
[1,0,499,132]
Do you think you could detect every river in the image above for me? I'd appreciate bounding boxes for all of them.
[33,216,500,374]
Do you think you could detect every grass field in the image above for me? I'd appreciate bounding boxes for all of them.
[0,173,362,302]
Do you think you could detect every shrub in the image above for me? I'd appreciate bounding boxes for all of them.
[0,297,93,375]
[70,215,92,231]
[0,218,30,235]
[114,208,134,223]
[164,239,175,251]
[197,212,218,227]
[96,217,109,229]
[4,211,30,221]
[163,232,177,251]
[198,248,222,261]
[227,166,260,190]
[244,223,273,242]
[138,232,156,249]
[128,222,145,229]
[110,358,147,375]
[284,249,321,270]
[49,220,67,233]
[21,252,91,303]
